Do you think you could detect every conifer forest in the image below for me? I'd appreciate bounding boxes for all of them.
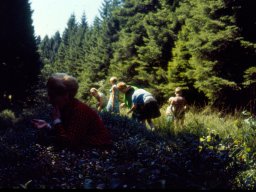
[0,0,255,189]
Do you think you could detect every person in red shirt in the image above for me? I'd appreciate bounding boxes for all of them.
[32,73,112,149]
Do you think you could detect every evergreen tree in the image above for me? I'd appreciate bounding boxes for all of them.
[52,31,62,59]
[233,0,256,113]
[135,0,179,101]
[109,0,160,84]
[74,12,88,73]
[39,35,51,64]
[0,0,40,109]
[78,0,121,101]
[35,35,41,47]
[40,31,62,78]
[168,0,256,109]
[54,14,79,76]
[36,0,256,111]
[77,17,107,100]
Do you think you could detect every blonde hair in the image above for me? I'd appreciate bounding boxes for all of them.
[117,82,127,91]
[110,76,118,84]
[175,87,182,95]
[90,87,98,94]
[47,73,78,98]
[168,97,174,104]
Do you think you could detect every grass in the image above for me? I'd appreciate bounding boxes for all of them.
[120,104,256,150]
[149,105,255,147]
[121,104,256,189]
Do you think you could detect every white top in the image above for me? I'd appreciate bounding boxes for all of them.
[166,105,175,115]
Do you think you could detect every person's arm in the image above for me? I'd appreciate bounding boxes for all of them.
[32,106,61,130]
[112,87,116,110]
[31,119,51,129]
[183,98,188,111]
[127,92,137,114]
[120,103,126,108]
[98,96,104,111]
[127,104,137,114]
[120,93,128,108]
[171,105,175,113]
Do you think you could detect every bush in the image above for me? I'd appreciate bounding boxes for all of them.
[0,109,16,129]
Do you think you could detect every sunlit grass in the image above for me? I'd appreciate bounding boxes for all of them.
[119,104,256,189]
[120,105,255,150]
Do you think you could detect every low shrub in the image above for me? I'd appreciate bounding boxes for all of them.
[0,109,16,129]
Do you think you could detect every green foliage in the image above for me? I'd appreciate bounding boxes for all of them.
[109,0,160,84]
[135,0,178,99]
[235,168,256,190]
[38,32,61,65]
[0,109,16,129]
[0,109,16,119]
[167,0,256,108]
[184,107,256,189]
[243,67,256,87]
[4,0,256,187]
[37,0,256,112]
[151,105,256,189]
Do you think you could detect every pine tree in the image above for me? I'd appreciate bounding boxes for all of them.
[168,0,256,109]
[54,14,79,76]
[109,0,160,85]
[40,31,62,79]
[36,0,256,111]
[135,0,179,101]
[78,0,121,101]
[0,0,40,109]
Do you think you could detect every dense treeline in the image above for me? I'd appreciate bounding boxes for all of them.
[0,1,256,189]
[0,0,41,110]
[39,0,256,112]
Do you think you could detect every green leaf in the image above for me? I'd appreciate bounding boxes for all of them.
[200,137,205,142]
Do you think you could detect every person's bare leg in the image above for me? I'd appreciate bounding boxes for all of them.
[180,118,185,127]
[147,118,155,131]
[174,118,181,133]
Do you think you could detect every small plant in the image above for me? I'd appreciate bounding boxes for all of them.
[0,109,16,129]
[235,168,256,190]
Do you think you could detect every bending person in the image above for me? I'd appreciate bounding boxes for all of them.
[117,82,161,130]
[90,88,107,112]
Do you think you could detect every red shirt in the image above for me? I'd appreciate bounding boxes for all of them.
[54,98,112,147]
